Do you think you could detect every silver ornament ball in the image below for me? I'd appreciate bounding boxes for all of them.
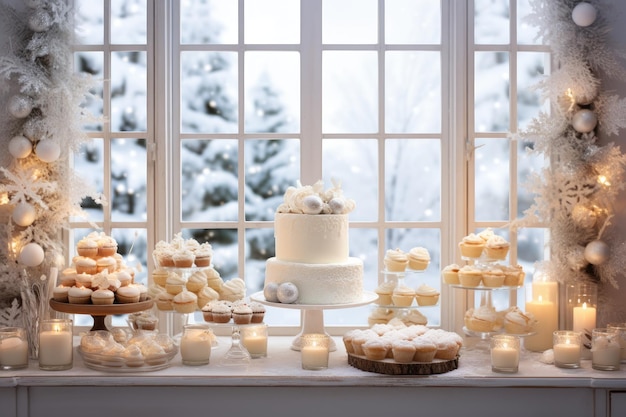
[7,95,33,118]
[8,135,33,159]
[572,2,598,27]
[584,240,610,265]
[572,109,597,133]
[28,8,53,32]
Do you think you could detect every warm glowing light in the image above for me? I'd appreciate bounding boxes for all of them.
[0,192,9,205]
[598,175,611,186]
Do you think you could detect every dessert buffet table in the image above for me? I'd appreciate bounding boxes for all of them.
[1,336,626,417]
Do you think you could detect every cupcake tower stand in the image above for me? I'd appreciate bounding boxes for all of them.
[250,291,378,352]
[49,298,154,331]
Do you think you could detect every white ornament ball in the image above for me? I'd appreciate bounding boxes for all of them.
[7,95,33,118]
[8,135,33,159]
[572,109,598,133]
[12,202,36,227]
[263,283,279,303]
[18,242,45,267]
[35,140,61,163]
[276,282,299,304]
[329,197,346,214]
[302,195,323,214]
[572,2,598,27]
[28,8,53,32]
[584,240,610,265]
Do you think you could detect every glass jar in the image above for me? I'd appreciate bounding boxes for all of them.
[0,327,29,370]
[180,324,213,366]
[591,328,621,371]
[490,334,520,373]
[552,330,581,369]
[38,319,73,371]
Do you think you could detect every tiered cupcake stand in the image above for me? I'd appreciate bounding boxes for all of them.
[49,298,154,331]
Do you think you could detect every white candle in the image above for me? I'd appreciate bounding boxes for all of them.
[39,327,72,368]
[302,344,329,369]
[592,345,621,367]
[592,330,621,370]
[525,280,559,352]
[180,328,212,365]
[573,302,596,333]
[0,336,28,367]
[554,342,581,366]
[241,333,267,357]
[491,346,519,369]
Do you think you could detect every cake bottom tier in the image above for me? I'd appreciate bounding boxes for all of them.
[265,257,363,305]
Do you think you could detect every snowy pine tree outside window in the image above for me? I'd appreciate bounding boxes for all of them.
[65,0,548,332]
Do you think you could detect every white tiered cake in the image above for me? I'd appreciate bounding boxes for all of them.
[264,181,364,305]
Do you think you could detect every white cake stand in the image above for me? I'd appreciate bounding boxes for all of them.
[249,291,378,352]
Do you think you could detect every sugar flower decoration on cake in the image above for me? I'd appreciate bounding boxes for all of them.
[277,179,356,215]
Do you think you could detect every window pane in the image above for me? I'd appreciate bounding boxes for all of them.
[111,139,147,222]
[385,51,441,134]
[474,0,509,45]
[244,139,300,221]
[244,0,299,44]
[385,139,441,221]
[474,138,510,221]
[181,139,239,222]
[323,0,377,44]
[75,0,104,44]
[182,229,239,279]
[385,0,441,44]
[517,137,545,219]
[475,51,510,132]
[111,0,147,44]
[517,52,548,130]
[322,139,378,222]
[244,52,300,133]
[181,0,238,44]
[112,227,148,284]
[111,51,147,132]
[517,0,541,45]
[245,228,273,296]
[323,51,377,133]
[181,51,238,133]
[75,52,104,132]
[75,140,104,222]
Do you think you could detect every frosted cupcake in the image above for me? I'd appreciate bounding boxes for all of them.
[97,235,118,257]
[464,305,497,333]
[173,250,195,268]
[96,256,117,274]
[60,267,77,287]
[250,302,266,323]
[204,267,224,291]
[75,257,97,275]
[232,303,253,325]
[412,337,437,362]
[152,268,169,287]
[211,302,232,323]
[458,233,485,258]
[503,306,537,334]
[391,339,417,363]
[367,308,394,326]
[196,285,220,309]
[485,235,510,260]
[116,285,140,304]
[91,288,115,305]
[407,247,430,271]
[172,290,198,314]
[186,271,207,292]
[76,237,98,258]
[384,248,409,272]
[441,263,460,285]
[481,268,505,287]
[68,286,93,304]
[155,292,174,311]
[502,264,525,286]
[458,265,483,287]
[194,243,213,267]
[391,284,415,307]
[52,284,70,302]
[415,284,440,306]
[374,280,396,306]
[165,272,186,295]
[362,339,389,361]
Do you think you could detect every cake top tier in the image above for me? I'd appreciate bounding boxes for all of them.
[276,179,356,215]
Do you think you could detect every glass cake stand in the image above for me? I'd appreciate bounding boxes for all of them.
[250,291,378,352]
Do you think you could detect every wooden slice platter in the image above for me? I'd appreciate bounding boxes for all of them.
[347,353,459,375]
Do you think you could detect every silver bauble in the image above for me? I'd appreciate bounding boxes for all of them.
[8,135,33,159]
[7,95,33,118]
[572,109,598,133]
[571,204,597,229]
[584,240,610,265]
[28,8,53,32]
[572,2,598,27]
[35,140,61,163]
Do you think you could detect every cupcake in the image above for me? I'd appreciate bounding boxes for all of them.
[391,284,415,307]
[485,235,510,260]
[68,286,93,304]
[96,256,117,273]
[75,272,94,289]
[432,331,463,360]
[97,235,118,257]
[194,243,213,267]
[391,339,417,363]
[91,288,115,305]
[441,263,460,285]
[204,267,224,292]
[75,257,97,275]
[132,283,148,301]
[173,250,194,268]
[502,264,525,286]
[196,285,220,309]
[211,302,232,323]
[342,329,362,354]
[503,307,537,334]
[155,292,174,311]
[165,272,186,295]
[172,290,198,314]
[351,330,376,356]
[362,339,389,361]
[186,270,207,292]
[458,265,483,287]
[464,305,498,333]
[52,284,70,303]
[367,308,394,326]
[232,303,253,325]
[415,284,440,306]
[458,233,485,258]
[201,302,215,322]
[384,248,409,272]
[116,285,140,304]
[374,281,396,306]
[482,268,505,288]
[60,267,77,287]
[114,270,132,287]
[412,337,438,362]
[152,268,169,287]
[407,247,430,271]
[157,250,175,267]
[250,302,266,323]
[477,227,495,242]
[76,237,99,257]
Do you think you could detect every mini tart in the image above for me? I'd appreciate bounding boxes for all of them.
[172,290,198,314]
[91,288,115,305]
[458,233,485,258]
[407,247,430,271]
[68,286,93,304]
[441,264,460,285]
[384,248,409,272]
[52,285,70,302]
[485,235,510,260]
[482,268,505,288]
[458,265,483,287]
[75,257,97,275]
[116,285,140,304]
[96,256,117,273]
[152,268,169,287]
[76,237,99,257]
[414,284,440,306]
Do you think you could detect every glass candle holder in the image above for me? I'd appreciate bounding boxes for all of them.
[38,319,73,371]
[241,324,268,358]
[301,333,330,370]
[0,327,29,370]
[568,281,597,334]
[591,328,621,371]
[490,334,520,373]
[607,322,626,363]
[524,272,559,352]
[180,324,213,366]
[553,330,582,369]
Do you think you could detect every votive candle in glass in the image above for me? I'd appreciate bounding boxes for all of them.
[607,322,626,363]
[490,334,520,373]
[301,333,330,370]
[0,327,28,370]
[553,330,581,369]
[591,328,621,371]
[38,319,73,371]
[524,271,559,352]
[180,324,213,366]
[241,324,268,358]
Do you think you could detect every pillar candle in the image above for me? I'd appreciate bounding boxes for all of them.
[525,281,559,352]
[39,327,72,367]
[573,302,596,334]
[180,327,212,365]
[0,336,28,368]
